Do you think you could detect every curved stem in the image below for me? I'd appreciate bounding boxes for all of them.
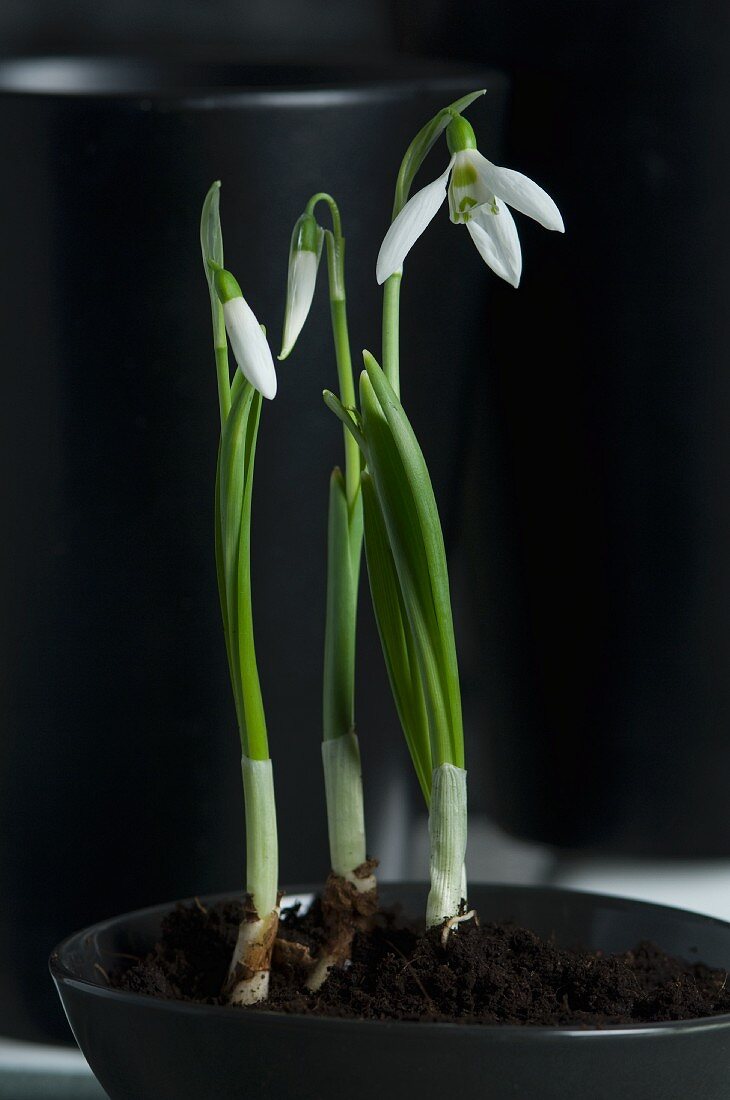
[307,193,358,511]
[326,239,359,511]
[306,192,343,242]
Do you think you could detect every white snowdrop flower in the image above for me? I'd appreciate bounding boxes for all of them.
[213,267,277,400]
[376,114,564,288]
[279,212,324,361]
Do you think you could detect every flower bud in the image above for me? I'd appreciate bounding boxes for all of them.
[279,213,324,360]
[213,264,277,400]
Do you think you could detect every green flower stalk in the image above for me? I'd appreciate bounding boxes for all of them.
[201,181,280,1004]
[280,193,376,988]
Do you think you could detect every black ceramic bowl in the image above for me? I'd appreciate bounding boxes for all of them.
[51,883,730,1100]
[51,884,729,1100]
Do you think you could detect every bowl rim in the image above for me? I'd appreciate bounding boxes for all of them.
[50,881,730,1038]
[0,55,505,107]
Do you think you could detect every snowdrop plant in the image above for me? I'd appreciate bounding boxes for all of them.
[329,92,563,932]
[200,182,279,1004]
[197,89,563,974]
[280,192,376,989]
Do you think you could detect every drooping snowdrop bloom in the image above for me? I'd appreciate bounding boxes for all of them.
[213,266,277,400]
[376,114,564,288]
[279,212,324,360]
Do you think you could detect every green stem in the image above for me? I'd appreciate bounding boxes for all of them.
[308,193,359,513]
[313,197,371,891]
[215,337,231,425]
[382,273,401,398]
[306,191,342,240]
[309,192,363,742]
[328,265,359,513]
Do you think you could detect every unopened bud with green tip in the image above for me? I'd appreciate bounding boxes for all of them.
[278,212,324,361]
[209,261,277,400]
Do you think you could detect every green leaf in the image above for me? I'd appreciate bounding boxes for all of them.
[392,89,486,218]
[360,376,449,766]
[215,443,242,731]
[362,473,431,801]
[360,355,464,770]
[323,469,358,741]
[217,374,268,759]
[201,181,231,423]
[236,388,267,757]
[200,181,226,342]
[322,389,367,452]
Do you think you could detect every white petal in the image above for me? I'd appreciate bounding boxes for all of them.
[223,296,277,400]
[279,250,319,360]
[466,199,522,287]
[376,158,453,284]
[470,151,564,232]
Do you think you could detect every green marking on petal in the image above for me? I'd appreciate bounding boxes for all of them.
[451,163,478,189]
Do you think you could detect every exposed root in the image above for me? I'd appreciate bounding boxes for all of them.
[305,861,378,991]
[441,908,478,948]
[272,936,316,974]
[225,896,280,1005]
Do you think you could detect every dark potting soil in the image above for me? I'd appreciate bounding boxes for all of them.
[112,897,730,1027]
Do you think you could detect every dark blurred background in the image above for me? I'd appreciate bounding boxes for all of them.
[2,0,730,1050]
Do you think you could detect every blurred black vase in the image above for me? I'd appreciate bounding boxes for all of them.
[0,57,504,1040]
[394,2,730,856]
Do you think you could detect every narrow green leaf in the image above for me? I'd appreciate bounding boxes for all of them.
[201,181,231,423]
[323,468,357,741]
[322,389,367,452]
[217,375,268,759]
[360,356,464,769]
[359,374,435,644]
[200,180,225,335]
[348,487,364,589]
[236,388,267,759]
[362,473,431,800]
[215,444,243,730]
[360,374,452,767]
